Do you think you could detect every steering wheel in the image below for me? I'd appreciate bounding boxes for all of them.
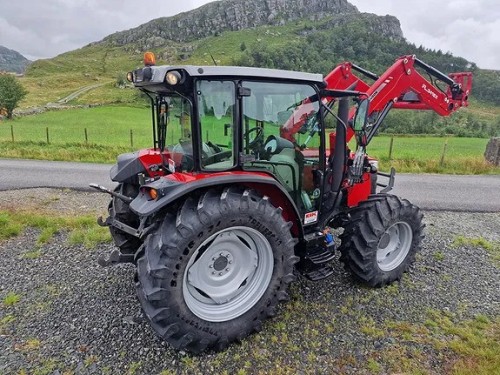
[202,150,233,166]
[244,127,264,149]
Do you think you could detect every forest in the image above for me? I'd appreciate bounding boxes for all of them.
[233,20,500,137]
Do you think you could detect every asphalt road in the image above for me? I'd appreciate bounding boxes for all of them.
[1,158,499,212]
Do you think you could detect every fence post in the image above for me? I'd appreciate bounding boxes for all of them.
[84,128,88,144]
[46,127,50,144]
[11,124,14,142]
[388,136,394,160]
[130,129,134,149]
[440,139,448,167]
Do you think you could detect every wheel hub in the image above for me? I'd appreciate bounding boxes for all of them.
[378,233,391,249]
[183,227,273,322]
[376,221,413,272]
[212,253,230,272]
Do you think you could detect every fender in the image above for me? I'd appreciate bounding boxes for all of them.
[110,152,146,183]
[110,149,168,183]
[129,171,303,237]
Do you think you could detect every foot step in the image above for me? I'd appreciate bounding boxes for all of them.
[304,266,334,281]
[306,243,336,265]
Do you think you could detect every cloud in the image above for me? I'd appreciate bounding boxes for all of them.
[349,0,500,69]
[0,0,197,60]
[1,0,499,69]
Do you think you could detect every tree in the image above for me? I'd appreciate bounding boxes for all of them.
[0,74,27,119]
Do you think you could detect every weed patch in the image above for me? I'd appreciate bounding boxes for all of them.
[22,249,42,259]
[453,236,500,266]
[0,212,23,240]
[0,210,111,248]
[384,310,500,374]
[3,292,21,306]
[0,314,16,334]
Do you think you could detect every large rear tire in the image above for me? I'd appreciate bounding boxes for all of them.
[108,183,141,255]
[136,187,298,353]
[339,194,424,287]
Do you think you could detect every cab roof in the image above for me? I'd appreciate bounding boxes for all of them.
[135,65,326,88]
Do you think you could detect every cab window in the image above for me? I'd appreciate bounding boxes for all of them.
[196,80,236,169]
[241,81,322,215]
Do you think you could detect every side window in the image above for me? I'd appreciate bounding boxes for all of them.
[164,96,194,172]
[196,80,236,169]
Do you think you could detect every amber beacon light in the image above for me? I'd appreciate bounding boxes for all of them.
[143,52,156,66]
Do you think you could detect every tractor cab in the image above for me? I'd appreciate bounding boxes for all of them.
[127,57,367,226]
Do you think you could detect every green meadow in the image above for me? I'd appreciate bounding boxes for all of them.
[0,105,498,174]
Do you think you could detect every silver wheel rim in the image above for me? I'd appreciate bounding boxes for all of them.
[376,221,413,272]
[183,226,274,322]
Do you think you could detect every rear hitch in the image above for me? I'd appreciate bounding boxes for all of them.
[89,183,134,203]
[96,215,156,267]
[97,215,142,238]
[97,249,135,267]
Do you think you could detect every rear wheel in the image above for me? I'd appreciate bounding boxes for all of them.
[339,194,424,287]
[136,187,298,353]
[108,183,141,256]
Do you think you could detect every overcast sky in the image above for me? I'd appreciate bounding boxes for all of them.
[1,0,499,70]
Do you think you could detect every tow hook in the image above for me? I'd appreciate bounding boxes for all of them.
[89,183,134,203]
[97,250,135,267]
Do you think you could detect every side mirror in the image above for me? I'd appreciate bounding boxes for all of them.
[353,98,369,132]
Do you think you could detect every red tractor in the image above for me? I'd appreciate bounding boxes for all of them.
[91,53,471,353]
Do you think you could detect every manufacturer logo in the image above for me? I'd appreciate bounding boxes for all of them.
[304,211,318,224]
[422,84,439,99]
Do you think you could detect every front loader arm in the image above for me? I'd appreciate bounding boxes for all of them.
[280,63,374,145]
[344,55,472,206]
[324,62,374,93]
[341,55,473,143]
[366,55,471,114]
[280,55,472,150]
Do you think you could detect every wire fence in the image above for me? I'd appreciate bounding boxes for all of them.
[6,124,138,148]
[1,123,490,167]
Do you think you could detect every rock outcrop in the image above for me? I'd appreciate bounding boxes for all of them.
[102,0,360,48]
[0,46,30,74]
[328,13,404,40]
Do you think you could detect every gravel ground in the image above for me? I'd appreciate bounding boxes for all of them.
[1,188,499,374]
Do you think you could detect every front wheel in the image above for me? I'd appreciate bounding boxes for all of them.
[339,194,424,287]
[136,187,298,353]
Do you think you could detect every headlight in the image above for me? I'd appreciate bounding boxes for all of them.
[126,72,134,82]
[165,71,182,85]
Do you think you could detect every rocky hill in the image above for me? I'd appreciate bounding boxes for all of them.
[101,0,401,50]
[0,46,30,74]
[22,0,499,111]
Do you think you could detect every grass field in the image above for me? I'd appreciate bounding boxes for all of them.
[2,106,152,146]
[361,136,498,174]
[1,106,498,174]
